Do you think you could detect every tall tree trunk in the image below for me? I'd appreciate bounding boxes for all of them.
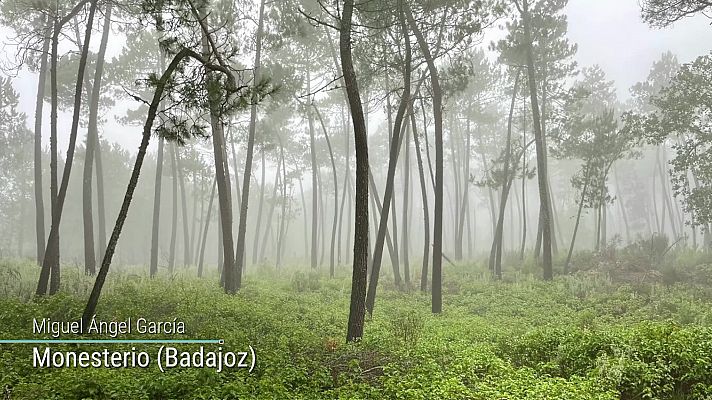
[402,111,411,284]
[412,106,430,292]
[341,0,369,342]
[456,120,471,261]
[521,0,553,280]
[33,16,51,266]
[305,74,319,270]
[38,0,99,296]
[234,0,266,290]
[149,136,165,278]
[95,139,107,256]
[168,144,178,272]
[82,2,111,275]
[176,150,191,266]
[197,10,236,292]
[406,4,444,312]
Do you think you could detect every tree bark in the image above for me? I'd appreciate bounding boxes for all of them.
[33,16,51,266]
[197,11,236,293]
[407,4,444,312]
[149,136,165,278]
[341,0,369,342]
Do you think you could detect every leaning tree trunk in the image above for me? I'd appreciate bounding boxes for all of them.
[33,16,51,266]
[38,0,99,296]
[82,48,196,323]
[341,0,369,343]
[234,0,266,290]
[407,3,444,313]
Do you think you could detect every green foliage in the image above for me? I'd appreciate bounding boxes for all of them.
[2,260,712,399]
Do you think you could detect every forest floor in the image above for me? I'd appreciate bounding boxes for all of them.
[1,259,712,399]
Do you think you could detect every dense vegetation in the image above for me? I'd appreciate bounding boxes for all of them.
[2,246,712,399]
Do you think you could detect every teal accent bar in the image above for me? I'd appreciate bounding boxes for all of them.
[0,339,222,344]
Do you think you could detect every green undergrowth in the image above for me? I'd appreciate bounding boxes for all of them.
[1,260,712,399]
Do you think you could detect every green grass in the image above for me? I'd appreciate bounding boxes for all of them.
[1,259,712,399]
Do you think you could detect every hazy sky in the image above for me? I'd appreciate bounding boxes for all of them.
[565,0,712,98]
[2,1,712,153]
